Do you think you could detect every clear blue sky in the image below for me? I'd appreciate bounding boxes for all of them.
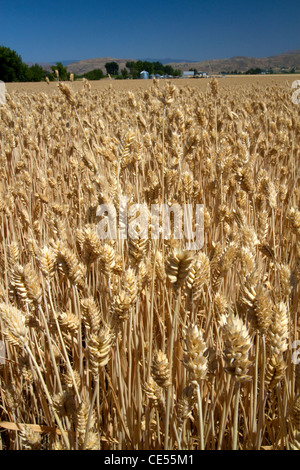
[0,0,299,63]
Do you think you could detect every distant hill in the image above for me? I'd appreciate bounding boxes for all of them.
[166,50,300,73]
[141,58,199,64]
[25,61,55,70]
[66,50,300,75]
[66,57,135,75]
[61,60,81,66]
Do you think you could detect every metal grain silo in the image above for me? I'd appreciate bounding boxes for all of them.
[140,70,149,79]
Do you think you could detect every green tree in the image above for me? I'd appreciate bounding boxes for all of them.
[82,68,104,80]
[171,68,182,77]
[125,61,136,75]
[0,45,28,82]
[120,68,129,79]
[245,67,262,75]
[105,61,119,75]
[152,61,164,75]
[26,64,47,82]
[164,65,176,76]
[51,62,69,81]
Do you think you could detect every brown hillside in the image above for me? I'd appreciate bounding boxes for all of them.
[66,50,300,75]
[67,57,136,75]
[167,50,300,73]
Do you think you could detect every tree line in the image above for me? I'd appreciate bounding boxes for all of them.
[0,46,182,82]
[0,45,108,82]
[0,46,76,82]
[80,60,182,79]
[124,60,181,78]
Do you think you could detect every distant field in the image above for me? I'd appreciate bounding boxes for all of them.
[5,74,300,95]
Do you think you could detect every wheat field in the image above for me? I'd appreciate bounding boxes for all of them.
[0,75,299,450]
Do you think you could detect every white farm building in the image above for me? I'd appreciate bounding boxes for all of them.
[182,71,195,78]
